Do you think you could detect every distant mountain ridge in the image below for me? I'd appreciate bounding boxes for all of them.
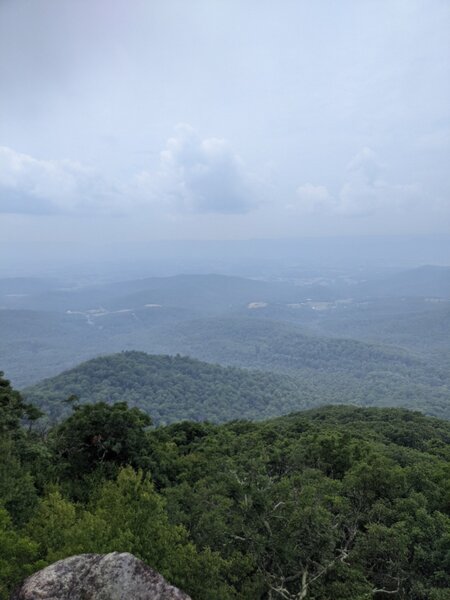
[23,352,314,424]
[23,338,450,423]
[2,266,450,391]
[357,265,450,299]
[3,265,449,314]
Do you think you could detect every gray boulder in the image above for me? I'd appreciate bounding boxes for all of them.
[11,552,191,600]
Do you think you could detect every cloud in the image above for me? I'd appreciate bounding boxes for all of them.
[135,125,258,214]
[0,127,258,217]
[291,183,336,214]
[0,146,121,214]
[336,147,385,217]
[337,148,419,216]
[292,147,420,217]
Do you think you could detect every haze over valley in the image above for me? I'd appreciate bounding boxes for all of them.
[1,246,449,423]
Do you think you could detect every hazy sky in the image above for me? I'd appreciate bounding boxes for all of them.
[0,0,449,242]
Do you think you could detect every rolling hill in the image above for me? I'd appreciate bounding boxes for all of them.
[23,352,315,424]
[23,336,450,423]
[3,268,450,394]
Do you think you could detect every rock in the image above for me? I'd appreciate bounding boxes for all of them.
[11,552,191,600]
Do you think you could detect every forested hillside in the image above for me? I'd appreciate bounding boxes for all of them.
[294,299,450,359]
[356,265,450,299]
[2,372,450,599]
[23,342,450,423]
[2,267,450,390]
[23,352,313,424]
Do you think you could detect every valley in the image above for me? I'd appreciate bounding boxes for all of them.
[1,264,448,422]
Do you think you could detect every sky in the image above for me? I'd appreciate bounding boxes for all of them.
[0,0,449,243]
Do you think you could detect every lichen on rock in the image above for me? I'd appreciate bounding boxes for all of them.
[11,552,191,600]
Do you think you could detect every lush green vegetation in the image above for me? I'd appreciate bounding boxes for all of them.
[308,301,450,354]
[152,318,450,419]
[2,269,450,596]
[2,370,450,599]
[24,339,450,425]
[24,352,316,424]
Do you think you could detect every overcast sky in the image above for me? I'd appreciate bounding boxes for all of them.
[0,0,449,243]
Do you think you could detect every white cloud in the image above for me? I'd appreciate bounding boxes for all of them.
[0,128,259,217]
[292,147,420,217]
[135,125,258,214]
[346,147,381,183]
[337,148,419,216]
[0,146,121,214]
[336,148,383,217]
[291,183,336,214]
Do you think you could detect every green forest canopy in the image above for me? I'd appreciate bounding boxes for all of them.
[2,369,450,599]
[24,348,450,424]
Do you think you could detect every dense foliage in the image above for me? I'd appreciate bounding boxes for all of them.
[2,370,450,599]
[25,341,450,423]
[24,352,314,424]
[147,318,450,418]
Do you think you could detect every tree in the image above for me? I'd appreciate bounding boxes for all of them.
[0,372,42,434]
[50,402,152,482]
[26,468,235,600]
[0,373,44,525]
[0,508,38,600]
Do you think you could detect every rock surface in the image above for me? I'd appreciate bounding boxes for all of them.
[11,552,191,600]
